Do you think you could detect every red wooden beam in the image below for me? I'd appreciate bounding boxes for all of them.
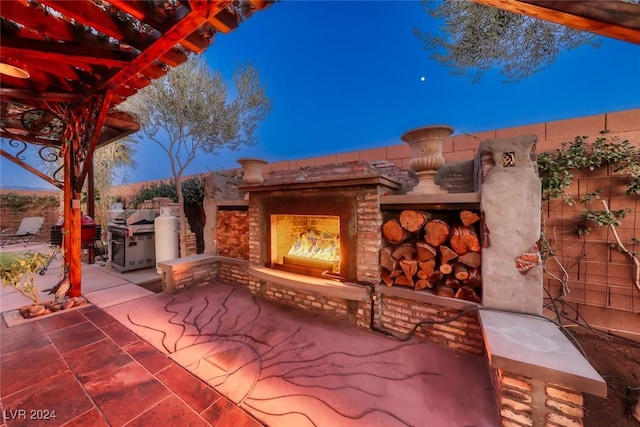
[0,148,63,189]
[100,1,227,91]
[473,0,640,44]
[76,93,112,193]
[38,0,156,52]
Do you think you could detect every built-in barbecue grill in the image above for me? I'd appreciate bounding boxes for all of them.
[108,209,158,272]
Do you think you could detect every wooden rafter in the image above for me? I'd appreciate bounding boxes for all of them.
[474,0,640,44]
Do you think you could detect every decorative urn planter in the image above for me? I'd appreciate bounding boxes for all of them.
[237,158,268,184]
[401,125,454,195]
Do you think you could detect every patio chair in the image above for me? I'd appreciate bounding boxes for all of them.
[0,217,45,247]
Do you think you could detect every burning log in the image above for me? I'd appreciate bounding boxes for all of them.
[424,219,450,247]
[399,210,429,232]
[450,224,481,255]
[382,219,410,244]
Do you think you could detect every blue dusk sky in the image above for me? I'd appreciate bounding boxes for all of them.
[1,0,639,190]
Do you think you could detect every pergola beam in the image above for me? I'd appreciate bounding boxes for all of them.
[0,149,63,189]
[473,0,640,44]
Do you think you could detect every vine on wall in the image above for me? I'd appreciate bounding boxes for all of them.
[537,131,640,297]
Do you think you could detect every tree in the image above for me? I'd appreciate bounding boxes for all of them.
[120,56,271,257]
[415,1,600,83]
[91,139,137,227]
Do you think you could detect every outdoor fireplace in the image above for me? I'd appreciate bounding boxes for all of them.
[261,194,356,280]
[270,214,340,277]
[243,161,403,286]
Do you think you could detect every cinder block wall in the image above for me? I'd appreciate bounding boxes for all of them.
[0,189,62,241]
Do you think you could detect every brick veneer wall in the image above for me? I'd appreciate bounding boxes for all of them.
[495,370,584,427]
[261,283,369,326]
[218,261,258,293]
[215,210,249,259]
[380,295,485,354]
[160,255,219,294]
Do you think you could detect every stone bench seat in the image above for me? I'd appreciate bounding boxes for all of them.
[479,310,607,398]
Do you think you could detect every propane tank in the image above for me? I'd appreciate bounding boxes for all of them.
[154,207,179,274]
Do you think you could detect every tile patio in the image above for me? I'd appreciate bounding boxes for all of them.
[1,243,499,426]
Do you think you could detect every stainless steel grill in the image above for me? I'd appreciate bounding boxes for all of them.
[107,209,158,272]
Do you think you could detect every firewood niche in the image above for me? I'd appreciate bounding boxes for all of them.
[379,196,482,304]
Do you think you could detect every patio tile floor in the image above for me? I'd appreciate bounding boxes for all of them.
[0,306,263,427]
[1,243,499,426]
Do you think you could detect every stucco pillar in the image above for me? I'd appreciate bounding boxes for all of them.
[477,135,543,315]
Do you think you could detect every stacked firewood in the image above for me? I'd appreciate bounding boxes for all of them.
[380,209,482,303]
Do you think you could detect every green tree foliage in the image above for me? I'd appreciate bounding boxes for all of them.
[181,177,204,205]
[119,56,271,256]
[91,138,137,227]
[416,1,600,82]
[130,181,178,209]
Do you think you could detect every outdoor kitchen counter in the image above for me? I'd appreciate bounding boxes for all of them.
[249,266,370,302]
[479,310,607,397]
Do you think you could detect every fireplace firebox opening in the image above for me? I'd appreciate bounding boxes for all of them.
[270,214,340,277]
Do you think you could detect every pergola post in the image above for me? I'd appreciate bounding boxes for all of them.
[87,159,96,264]
[63,137,83,297]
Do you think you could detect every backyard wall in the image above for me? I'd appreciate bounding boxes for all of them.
[115,108,640,340]
[0,189,62,243]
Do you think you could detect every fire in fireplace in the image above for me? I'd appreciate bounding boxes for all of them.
[271,214,340,277]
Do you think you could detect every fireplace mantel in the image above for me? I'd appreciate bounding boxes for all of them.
[379,192,480,210]
[239,175,400,193]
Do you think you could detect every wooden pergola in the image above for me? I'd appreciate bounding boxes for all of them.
[1,0,273,296]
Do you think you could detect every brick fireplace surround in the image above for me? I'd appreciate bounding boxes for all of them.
[159,135,606,427]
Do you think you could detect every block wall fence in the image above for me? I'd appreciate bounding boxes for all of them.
[0,189,62,241]
[115,108,640,340]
